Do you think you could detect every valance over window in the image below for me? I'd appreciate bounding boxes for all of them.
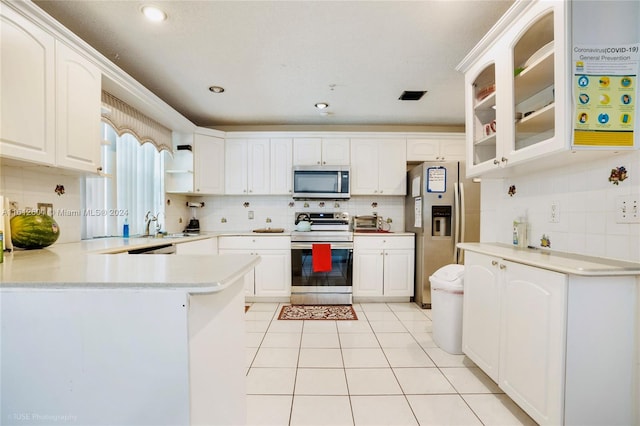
[101,91,173,153]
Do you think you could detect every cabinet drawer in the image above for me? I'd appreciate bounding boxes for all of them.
[354,235,414,250]
[218,235,290,250]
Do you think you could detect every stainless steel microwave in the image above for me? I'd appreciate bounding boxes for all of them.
[292,165,350,199]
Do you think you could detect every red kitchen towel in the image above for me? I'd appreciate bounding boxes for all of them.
[312,243,332,272]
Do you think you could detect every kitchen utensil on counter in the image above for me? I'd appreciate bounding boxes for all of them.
[252,228,285,233]
[296,221,312,232]
[184,202,204,233]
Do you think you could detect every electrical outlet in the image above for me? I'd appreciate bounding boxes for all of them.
[549,201,560,223]
[248,210,254,220]
[615,195,640,223]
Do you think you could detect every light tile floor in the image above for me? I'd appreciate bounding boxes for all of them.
[245,302,537,426]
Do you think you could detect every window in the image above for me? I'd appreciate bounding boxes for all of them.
[82,123,164,239]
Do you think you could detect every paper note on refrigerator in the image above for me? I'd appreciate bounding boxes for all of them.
[414,197,422,228]
[411,175,421,197]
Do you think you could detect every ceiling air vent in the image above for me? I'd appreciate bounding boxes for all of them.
[399,90,427,101]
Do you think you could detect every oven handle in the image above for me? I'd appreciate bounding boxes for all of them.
[291,242,354,250]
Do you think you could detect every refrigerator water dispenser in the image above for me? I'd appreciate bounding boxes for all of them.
[432,206,452,237]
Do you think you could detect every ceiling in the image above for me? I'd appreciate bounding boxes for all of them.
[34,0,513,130]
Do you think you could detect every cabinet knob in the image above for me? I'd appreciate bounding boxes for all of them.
[317,161,321,165]
[322,161,326,165]
[493,159,500,166]
[379,190,383,194]
[97,166,103,172]
[499,264,507,270]
[491,260,498,266]
[501,157,508,163]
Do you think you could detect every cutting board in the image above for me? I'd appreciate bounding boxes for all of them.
[252,228,285,233]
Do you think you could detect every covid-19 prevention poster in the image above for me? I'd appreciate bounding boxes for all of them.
[573,43,639,147]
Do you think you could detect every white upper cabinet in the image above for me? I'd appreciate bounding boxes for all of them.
[55,41,101,172]
[1,5,101,173]
[350,138,406,195]
[293,137,350,165]
[0,5,56,165]
[165,130,225,195]
[406,135,466,162]
[225,138,270,195]
[194,132,225,194]
[458,1,568,177]
[270,138,293,195]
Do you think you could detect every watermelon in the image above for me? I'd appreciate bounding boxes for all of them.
[10,213,60,249]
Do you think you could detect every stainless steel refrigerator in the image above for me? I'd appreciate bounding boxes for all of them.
[405,162,480,308]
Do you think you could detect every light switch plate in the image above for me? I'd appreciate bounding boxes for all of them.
[615,195,639,223]
[549,201,560,223]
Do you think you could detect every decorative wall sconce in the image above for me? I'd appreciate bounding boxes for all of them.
[243,202,250,208]
[508,185,516,196]
[55,184,65,196]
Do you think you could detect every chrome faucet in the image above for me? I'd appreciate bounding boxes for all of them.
[144,211,157,236]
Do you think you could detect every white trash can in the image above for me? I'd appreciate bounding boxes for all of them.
[429,264,465,355]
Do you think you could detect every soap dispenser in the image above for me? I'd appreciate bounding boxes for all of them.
[123,217,130,238]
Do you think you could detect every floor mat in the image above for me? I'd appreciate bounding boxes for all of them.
[278,305,358,320]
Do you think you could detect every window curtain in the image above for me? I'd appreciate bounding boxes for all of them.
[115,133,165,236]
[100,91,173,154]
[83,124,165,239]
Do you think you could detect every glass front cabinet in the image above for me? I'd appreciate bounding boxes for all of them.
[459,1,569,177]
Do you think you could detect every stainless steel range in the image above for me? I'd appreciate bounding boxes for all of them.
[290,212,353,305]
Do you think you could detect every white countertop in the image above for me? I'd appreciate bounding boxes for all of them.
[1,234,260,293]
[458,242,640,276]
[353,231,414,236]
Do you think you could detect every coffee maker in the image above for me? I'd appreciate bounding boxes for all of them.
[184,202,204,233]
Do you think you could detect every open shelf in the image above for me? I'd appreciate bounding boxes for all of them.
[515,103,555,135]
[515,52,554,104]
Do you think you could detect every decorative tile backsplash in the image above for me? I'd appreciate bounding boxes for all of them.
[188,195,406,233]
[0,165,82,244]
[480,150,640,262]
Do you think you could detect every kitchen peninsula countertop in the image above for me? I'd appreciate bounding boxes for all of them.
[458,242,640,276]
[0,234,259,293]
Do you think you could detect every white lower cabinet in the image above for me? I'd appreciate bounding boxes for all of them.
[353,235,414,299]
[218,236,291,299]
[461,252,501,381]
[463,251,636,425]
[175,238,218,255]
[498,259,566,425]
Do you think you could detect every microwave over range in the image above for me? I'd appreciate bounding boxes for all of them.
[292,165,350,200]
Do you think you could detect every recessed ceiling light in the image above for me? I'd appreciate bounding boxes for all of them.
[315,102,329,109]
[141,5,167,22]
[209,86,225,93]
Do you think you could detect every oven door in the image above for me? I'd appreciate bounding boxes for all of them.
[290,242,353,305]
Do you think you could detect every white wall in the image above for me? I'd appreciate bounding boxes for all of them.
[479,150,640,424]
[480,150,640,262]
